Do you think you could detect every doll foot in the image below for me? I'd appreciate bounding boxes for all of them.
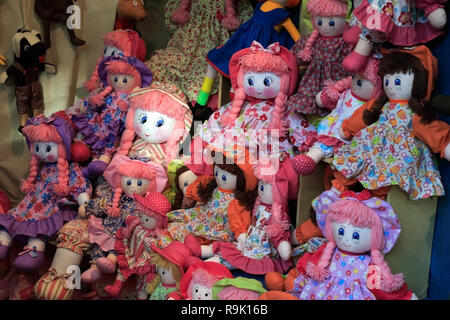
[34,268,75,300]
[265,272,285,291]
[104,279,124,297]
[292,154,317,175]
[0,245,10,261]
[184,234,202,257]
[341,51,369,73]
[71,37,86,46]
[71,141,91,163]
[81,267,103,283]
[82,161,108,179]
[96,257,116,274]
[13,247,45,273]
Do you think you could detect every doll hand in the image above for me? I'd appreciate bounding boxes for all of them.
[0,71,8,84]
[444,143,450,161]
[428,8,446,30]
[0,54,6,67]
[291,228,300,246]
[77,193,90,207]
[44,63,57,75]
[337,125,349,141]
[315,92,325,108]
[78,205,87,218]
[277,241,292,261]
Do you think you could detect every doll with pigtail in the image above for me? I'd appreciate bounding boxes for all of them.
[0,115,92,273]
[287,189,416,300]
[80,155,168,284]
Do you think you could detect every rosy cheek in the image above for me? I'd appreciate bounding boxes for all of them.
[135,126,142,135]
[263,87,277,98]
[246,87,257,96]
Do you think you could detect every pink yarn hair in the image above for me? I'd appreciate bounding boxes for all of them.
[21,124,70,197]
[221,0,241,31]
[172,0,191,24]
[118,90,187,162]
[186,268,219,299]
[107,161,157,218]
[218,286,260,300]
[320,77,352,109]
[360,57,383,99]
[307,199,404,292]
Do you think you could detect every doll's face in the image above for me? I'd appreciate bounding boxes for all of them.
[243,72,281,99]
[351,74,375,101]
[32,142,59,163]
[139,212,158,229]
[103,46,124,58]
[383,71,414,101]
[134,109,176,144]
[121,176,150,197]
[108,73,136,92]
[214,166,237,191]
[178,170,198,197]
[156,266,177,286]
[314,16,346,37]
[258,181,273,205]
[192,284,213,300]
[332,221,372,254]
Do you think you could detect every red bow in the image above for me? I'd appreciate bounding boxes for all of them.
[340,190,372,201]
[250,41,281,55]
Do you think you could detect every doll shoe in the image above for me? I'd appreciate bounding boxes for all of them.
[0,245,10,261]
[81,267,103,284]
[184,234,201,257]
[96,257,116,274]
[341,51,369,74]
[292,154,317,175]
[104,279,124,297]
[13,246,45,273]
[265,272,286,291]
[82,161,108,179]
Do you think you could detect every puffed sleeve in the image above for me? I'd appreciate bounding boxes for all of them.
[68,163,93,202]
[341,99,376,139]
[296,243,327,275]
[415,0,446,16]
[185,175,215,203]
[227,199,251,238]
[412,114,450,158]
[85,189,112,218]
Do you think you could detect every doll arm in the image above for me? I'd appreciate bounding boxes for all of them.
[185,175,215,203]
[293,219,323,245]
[123,216,141,239]
[412,114,450,158]
[279,18,301,43]
[227,199,251,240]
[340,99,377,139]
[266,206,291,248]
[69,163,93,202]
[296,243,327,275]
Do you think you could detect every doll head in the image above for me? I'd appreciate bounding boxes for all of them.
[21,115,73,196]
[173,165,198,209]
[102,29,147,61]
[134,192,171,230]
[213,277,267,300]
[118,82,193,162]
[180,261,233,300]
[364,48,438,126]
[350,56,383,101]
[225,41,298,135]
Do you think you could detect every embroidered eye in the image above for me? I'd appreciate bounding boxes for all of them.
[24,45,31,52]
[338,227,345,236]
[394,78,401,86]
[352,232,360,240]
[248,78,254,86]
[46,145,52,153]
[317,19,322,26]
[112,50,117,56]
[140,116,147,124]
[329,20,335,27]
[204,293,209,297]
[385,79,389,86]
[221,175,227,181]
[215,171,218,177]
[123,78,128,83]
[127,180,132,186]
[137,180,142,186]
[133,0,138,6]
[184,182,189,187]
[260,184,264,192]
[156,119,165,127]
[263,77,271,87]
[104,48,107,55]
[195,289,199,293]
[357,79,363,87]
[35,145,40,153]
[114,77,119,83]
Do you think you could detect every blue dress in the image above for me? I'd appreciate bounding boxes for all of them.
[207,2,295,77]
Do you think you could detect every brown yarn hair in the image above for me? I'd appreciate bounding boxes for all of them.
[173,166,197,210]
[197,151,257,211]
[363,52,437,126]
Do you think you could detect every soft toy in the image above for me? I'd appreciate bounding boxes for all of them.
[0,115,92,273]
[70,55,152,179]
[295,56,383,175]
[288,189,415,300]
[193,0,301,117]
[166,160,198,210]
[34,0,85,49]
[115,0,148,30]
[146,241,192,300]
[198,41,316,162]
[0,29,56,132]
[333,46,447,200]
[83,29,147,94]
[342,0,447,73]
[285,0,352,117]
[167,148,258,244]
[212,277,267,300]
[104,192,172,298]
[80,155,168,284]
[187,157,298,275]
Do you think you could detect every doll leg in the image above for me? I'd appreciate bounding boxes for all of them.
[0,229,12,261]
[82,155,111,179]
[341,37,373,73]
[13,238,46,272]
[96,251,117,274]
[184,234,215,259]
[292,145,325,175]
[81,246,105,283]
[104,270,126,297]
[191,66,218,122]
[136,275,148,300]
[66,28,86,46]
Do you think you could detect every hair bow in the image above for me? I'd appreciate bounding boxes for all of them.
[339,190,372,201]
[250,41,281,55]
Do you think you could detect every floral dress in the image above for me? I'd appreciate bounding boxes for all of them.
[167,188,235,242]
[200,100,317,161]
[149,283,178,300]
[145,0,252,102]
[71,91,129,158]
[286,36,352,116]
[333,100,444,200]
[0,162,92,240]
[312,90,367,158]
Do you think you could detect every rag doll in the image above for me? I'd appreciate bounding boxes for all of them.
[145,0,252,106]
[0,29,56,131]
[176,260,233,300]
[194,0,301,117]
[167,148,258,244]
[115,0,148,30]
[104,192,172,298]
[186,157,298,275]
[285,0,352,117]
[146,241,191,300]
[167,160,198,210]
[70,55,152,179]
[80,155,168,284]
[287,189,416,300]
[342,0,447,73]
[0,115,92,273]
[295,56,383,175]
[333,46,448,200]
[212,277,267,300]
[83,29,147,94]
[34,0,85,49]
[198,41,317,162]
